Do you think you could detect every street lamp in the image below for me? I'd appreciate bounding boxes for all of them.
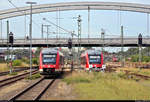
[26,1,36,78]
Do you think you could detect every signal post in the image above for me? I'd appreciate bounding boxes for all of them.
[138,33,142,69]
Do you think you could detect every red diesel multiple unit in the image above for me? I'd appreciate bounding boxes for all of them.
[112,57,118,62]
[81,50,104,71]
[39,48,64,75]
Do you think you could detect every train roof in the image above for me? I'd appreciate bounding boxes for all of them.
[81,49,102,56]
[41,48,64,56]
[41,48,58,54]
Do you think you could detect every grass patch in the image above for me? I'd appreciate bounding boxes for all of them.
[25,73,41,80]
[116,67,150,77]
[8,72,18,76]
[0,63,9,72]
[12,60,22,66]
[63,77,90,85]
[24,70,28,72]
[63,71,150,100]
[62,71,92,85]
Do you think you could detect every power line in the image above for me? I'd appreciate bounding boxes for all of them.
[38,13,78,37]
[7,0,41,29]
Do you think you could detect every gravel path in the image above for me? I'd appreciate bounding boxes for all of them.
[0,78,41,100]
[40,79,77,100]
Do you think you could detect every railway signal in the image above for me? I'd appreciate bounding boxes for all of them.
[68,38,72,49]
[138,33,142,45]
[138,33,142,64]
[8,32,14,74]
[9,32,14,44]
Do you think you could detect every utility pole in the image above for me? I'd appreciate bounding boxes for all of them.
[77,15,82,71]
[71,31,75,72]
[46,25,50,48]
[41,24,44,39]
[147,13,150,56]
[0,20,2,39]
[9,32,14,74]
[88,6,90,43]
[7,20,11,74]
[138,33,142,64]
[101,28,105,64]
[26,1,37,78]
[139,46,142,62]
[42,24,51,47]
[121,26,124,67]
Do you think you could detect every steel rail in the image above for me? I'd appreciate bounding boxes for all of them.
[8,78,55,101]
[0,66,38,76]
[0,69,38,88]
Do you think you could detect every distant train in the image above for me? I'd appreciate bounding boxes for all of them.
[81,50,105,71]
[39,48,64,75]
[112,56,118,62]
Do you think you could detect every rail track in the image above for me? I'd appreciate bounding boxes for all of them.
[106,64,150,80]
[8,77,55,101]
[0,66,38,76]
[0,69,38,88]
[123,70,150,80]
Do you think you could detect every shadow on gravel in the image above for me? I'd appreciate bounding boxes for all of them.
[44,71,71,79]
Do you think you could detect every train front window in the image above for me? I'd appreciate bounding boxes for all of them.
[89,55,101,64]
[43,54,56,64]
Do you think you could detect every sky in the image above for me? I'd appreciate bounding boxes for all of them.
[0,0,150,52]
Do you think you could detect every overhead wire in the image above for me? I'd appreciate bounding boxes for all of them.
[7,0,41,29]
[38,13,77,37]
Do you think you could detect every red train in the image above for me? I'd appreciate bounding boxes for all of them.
[112,57,118,62]
[39,48,64,75]
[81,50,104,71]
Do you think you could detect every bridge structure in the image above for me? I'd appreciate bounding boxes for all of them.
[1,2,150,19]
[0,37,149,47]
[0,2,150,47]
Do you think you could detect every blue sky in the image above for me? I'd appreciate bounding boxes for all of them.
[0,0,150,52]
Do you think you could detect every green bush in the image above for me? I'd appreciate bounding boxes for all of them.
[131,55,139,62]
[32,58,39,65]
[12,60,22,66]
[142,56,150,62]
[131,55,150,62]
[21,58,29,64]
[21,57,39,65]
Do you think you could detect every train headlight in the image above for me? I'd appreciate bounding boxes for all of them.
[89,65,92,69]
[102,65,106,69]
[39,69,43,72]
